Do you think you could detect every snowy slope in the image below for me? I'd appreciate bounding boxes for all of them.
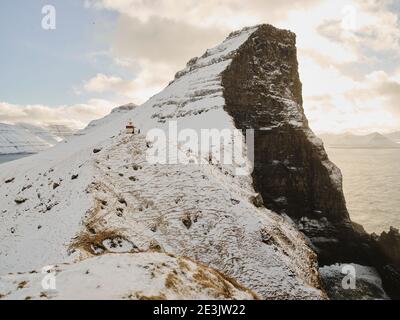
[82,103,137,133]
[0,26,326,299]
[45,125,75,139]
[134,27,257,135]
[0,252,257,300]
[17,123,61,145]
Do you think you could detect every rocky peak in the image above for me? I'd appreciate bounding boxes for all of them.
[111,103,137,113]
[222,24,349,225]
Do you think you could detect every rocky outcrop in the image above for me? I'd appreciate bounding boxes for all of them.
[319,263,389,300]
[372,227,400,298]
[375,227,400,268]
[222,26,347,220]
[221,24,357,262]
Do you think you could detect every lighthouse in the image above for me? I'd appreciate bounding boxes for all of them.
[126,120,135,134]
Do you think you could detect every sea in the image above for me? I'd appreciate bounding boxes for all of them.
[326,148,400,234]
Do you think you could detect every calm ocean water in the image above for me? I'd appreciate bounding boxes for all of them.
[326,148,400,234]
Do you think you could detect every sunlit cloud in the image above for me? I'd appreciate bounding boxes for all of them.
[0,99,116,130]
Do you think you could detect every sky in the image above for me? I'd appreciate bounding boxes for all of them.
[0,0,399,133]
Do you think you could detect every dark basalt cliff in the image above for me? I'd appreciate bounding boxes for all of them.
[221,24,400,298]
[222,25,348,223]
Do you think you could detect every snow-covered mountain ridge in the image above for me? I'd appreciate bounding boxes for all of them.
[0,123,74,155]
[0,24,334,299]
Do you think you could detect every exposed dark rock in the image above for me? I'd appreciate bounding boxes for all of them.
[5,177,15,184]
[45,201,59,212]
[53,182,60,190]
[223,24,348,222]
[380,264,400,299]
[371,228,400,298]
[182,213,192,229]
[111,103,136,113]
[21,184,32,192]
[250,193,264,208]
[319,264,389,300]
[14,197,27,204]
[116,208,123,217]
[375,227,400,268]
[118,198,127,206]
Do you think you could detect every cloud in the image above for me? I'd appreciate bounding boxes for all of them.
[0,99,117,130]
[83,74,134,94]
[81,61,175,104]
[305,69,400,134]
[86,0,320,29]
[347,70,400,116]
[112,15,227,68]
[317,0,400,57]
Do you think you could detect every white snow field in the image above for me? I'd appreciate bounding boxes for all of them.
[0,252,257,300]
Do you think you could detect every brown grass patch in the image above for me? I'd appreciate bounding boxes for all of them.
[165,272,183,291]
[178,258,191,271]
[210,269,259,300]
[193,268,233,299]
[136,293,167,300]
[69,228,126,255]
[17,281,28,290]
[184,256,259,300]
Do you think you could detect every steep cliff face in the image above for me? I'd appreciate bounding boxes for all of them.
[221,25,361,264]
[222,25,348,221]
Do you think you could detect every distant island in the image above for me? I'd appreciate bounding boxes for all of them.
[319,132,400,149]
[0,122,75,155]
